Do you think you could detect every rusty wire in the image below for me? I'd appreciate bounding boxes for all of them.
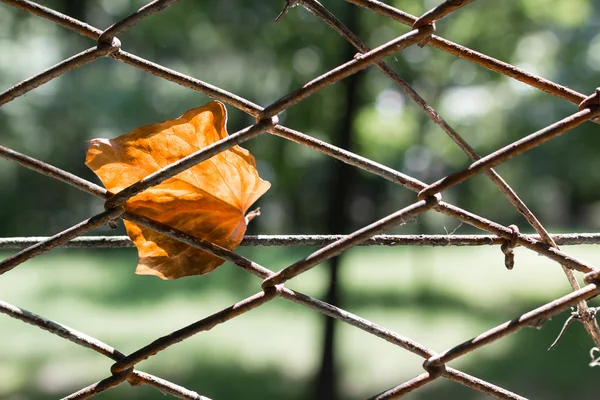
[1,0,600,399]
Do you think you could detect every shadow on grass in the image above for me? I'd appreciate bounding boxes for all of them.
[13,317,598,400]
[12,361,311,400]
[343,284,513,323]
[369,311,599,400]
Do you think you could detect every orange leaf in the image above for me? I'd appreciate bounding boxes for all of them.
[85,101,270,280]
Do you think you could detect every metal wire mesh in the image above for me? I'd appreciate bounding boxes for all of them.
[1,0,600,398]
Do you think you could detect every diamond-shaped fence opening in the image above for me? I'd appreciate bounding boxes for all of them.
[1,0,600,399]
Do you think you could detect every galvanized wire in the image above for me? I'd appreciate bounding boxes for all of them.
[6,232,600,249]
[1,0,600,399]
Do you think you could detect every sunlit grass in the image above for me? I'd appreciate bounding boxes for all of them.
[1,245,599,399]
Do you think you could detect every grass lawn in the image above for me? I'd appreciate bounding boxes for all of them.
[1,243,599,399]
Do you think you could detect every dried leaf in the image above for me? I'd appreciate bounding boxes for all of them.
[85,101,270,280]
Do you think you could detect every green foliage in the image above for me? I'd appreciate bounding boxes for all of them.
[2,0,600,236]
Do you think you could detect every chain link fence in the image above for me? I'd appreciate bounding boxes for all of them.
[1,0,600,399]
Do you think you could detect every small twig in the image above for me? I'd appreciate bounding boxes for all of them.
[449,222,464,235]
[549,307,600,351]
[275,0,298,22]
[548,308,577,350]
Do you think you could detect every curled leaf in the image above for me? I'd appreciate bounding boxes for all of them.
[86,101,270,280]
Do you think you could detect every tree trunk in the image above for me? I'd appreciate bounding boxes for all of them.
[315,4,361,400]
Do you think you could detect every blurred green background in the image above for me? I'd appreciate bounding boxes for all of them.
[1,0,600,399]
